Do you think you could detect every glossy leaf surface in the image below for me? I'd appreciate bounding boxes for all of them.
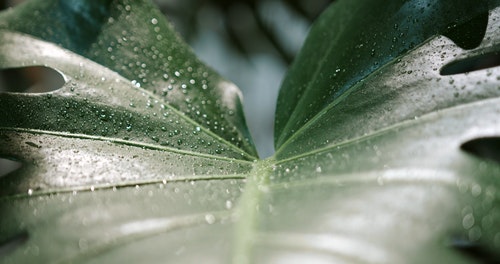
[274,0,491,149]
[269,0,500,262]
[1,0,500,263]
[0,0,257,158]
[0,1,254,262]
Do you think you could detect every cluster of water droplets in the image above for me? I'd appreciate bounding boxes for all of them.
[78,1,254,157]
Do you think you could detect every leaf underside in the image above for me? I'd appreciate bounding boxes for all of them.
[1,0,500,263]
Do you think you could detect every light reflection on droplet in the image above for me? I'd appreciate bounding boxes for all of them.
[205,214,215,224]
[462,213,475,229]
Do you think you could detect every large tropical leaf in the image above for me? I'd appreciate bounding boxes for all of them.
[1,0,500,263]
[0,0,254,263]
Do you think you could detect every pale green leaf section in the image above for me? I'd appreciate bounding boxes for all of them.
[2,0,500,263]
[0,180,244,264]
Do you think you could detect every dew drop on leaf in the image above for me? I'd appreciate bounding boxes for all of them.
[78,238,89,251]
[463,213,475,229]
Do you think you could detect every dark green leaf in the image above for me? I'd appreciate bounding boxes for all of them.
[274,0,492,151]
[0,0,257,158]
[267,0,500,262]
[2,0,500,263]
[0,1,255,261]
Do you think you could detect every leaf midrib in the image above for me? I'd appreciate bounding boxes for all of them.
[0,174,247,200]
[0,127,254,163]
[275,14,342,148]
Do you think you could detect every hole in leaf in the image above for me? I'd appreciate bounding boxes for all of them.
[440,52,500,75]
[0,157,22,179]
[442,12,488,50]
[460,137,500,164]
[452,239,500,264]
[0,66,65,93]
[0,232,29,257]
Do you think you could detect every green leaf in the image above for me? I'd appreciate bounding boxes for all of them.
[2,0,500,263]
[0,0,257,159]
[0,1,254,262]
[0,0,257,193]
[274,0,491,151]
[269,0,500,262]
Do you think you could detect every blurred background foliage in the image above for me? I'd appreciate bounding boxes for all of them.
[0,0,333,157]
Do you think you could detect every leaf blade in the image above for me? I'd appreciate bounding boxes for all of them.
[0,0,257,158]
[274,0,492,151]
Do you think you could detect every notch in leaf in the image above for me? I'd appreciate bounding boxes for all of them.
[0,66,65,93]
[0,157,22,179]
[440,52,500,75]
[0,231,29,258]
[451,237,500,264]
[460,137,500,164]
[442,11,488,50]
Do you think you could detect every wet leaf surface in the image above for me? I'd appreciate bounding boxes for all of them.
[1,0,500,263]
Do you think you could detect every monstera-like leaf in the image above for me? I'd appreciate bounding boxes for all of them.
[1,0,500,263]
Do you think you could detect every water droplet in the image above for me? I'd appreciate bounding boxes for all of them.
[131,80,141,87]
[79,238,89,250]
[151,18,158,25]
[377,176,384,185]
[494,233,500,247]
[468,226,482,241]
[462,213,475,229]
[471,184,482,197]
[205,214,215,224]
